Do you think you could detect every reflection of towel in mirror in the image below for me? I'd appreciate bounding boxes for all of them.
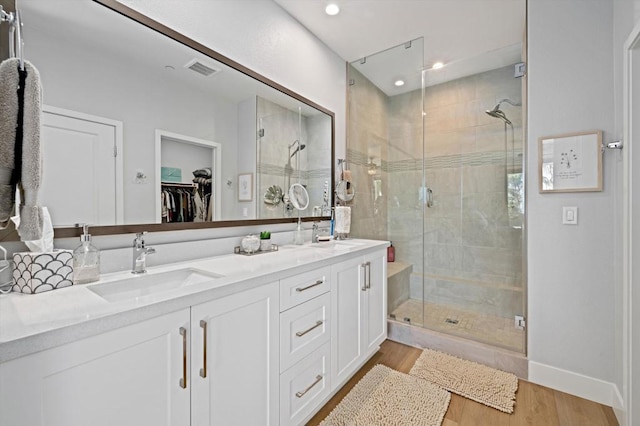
[17,60,44,241]
[335,206,351,234]
[0,59,19,228]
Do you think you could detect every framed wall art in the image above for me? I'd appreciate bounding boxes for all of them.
[538,130,603,193]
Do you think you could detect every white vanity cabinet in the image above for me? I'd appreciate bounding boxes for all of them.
[278,267,332,426]
[190,281,279,426]
[0,240,389,426]
[0,308,192,426]
[0,283,279,426]
[330,249,387,390]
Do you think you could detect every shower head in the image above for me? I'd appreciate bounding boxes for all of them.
[289,142,306,158]
[485,108,512,125]
[485,98,521,126]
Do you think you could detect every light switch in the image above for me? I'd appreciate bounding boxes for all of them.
[563,206,578,225]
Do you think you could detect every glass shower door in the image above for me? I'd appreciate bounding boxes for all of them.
[348,38,426,329]
[421,58,526,352]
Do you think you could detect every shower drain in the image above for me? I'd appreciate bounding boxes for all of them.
[444,318,459,325]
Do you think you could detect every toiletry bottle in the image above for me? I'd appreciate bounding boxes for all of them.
[294,218,305,245]
[73,224,100,284]
[330,207,335,238]
[387,241,395,262]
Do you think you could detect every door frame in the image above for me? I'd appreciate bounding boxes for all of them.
[42,105,124,224]
[623,18,640,426]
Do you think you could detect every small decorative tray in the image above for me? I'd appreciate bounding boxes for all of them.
[234,244,279,256]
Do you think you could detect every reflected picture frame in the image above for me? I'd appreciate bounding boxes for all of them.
[538,130,603,193]
[238,173,253,201]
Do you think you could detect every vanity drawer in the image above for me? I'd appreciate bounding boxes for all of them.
[279,266,330,311]
[280,292,330,371]
[279,342,330,426]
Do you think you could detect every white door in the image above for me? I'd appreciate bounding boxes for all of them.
[625,21,640,426]
[40,106,123,226]
[190,282,279,426]
[330,256,365,390]
[0,309,191,426]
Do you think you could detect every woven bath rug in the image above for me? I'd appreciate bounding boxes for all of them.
[409,349,518,413]
[320,364,450,426]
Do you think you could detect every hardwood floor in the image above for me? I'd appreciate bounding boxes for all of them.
[307,340,618,426]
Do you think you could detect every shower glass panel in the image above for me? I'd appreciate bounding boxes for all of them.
[257,99,304,219]
[348,38,425,329]
[421,56,525,352]
[348,39,526,353]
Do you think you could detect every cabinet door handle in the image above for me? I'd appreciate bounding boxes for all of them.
[366,261,371,289]
[295,320,324,337]
[361,263,367,291]
[296,279,324,292]
[179,327,187,389]
[199,320,207,378]
[295,375,323,398]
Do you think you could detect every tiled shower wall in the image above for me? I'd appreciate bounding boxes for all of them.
[349,65,524,321]
[345,67,389,241]
[256,97,331,219]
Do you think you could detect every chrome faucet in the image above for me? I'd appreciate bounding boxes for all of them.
[312,222,319,243]
[132,232,156,274]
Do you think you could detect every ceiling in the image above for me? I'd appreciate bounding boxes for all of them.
[273,0,526,94]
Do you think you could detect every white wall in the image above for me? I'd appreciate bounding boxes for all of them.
[118,0,347,162]
[28,23,237,225]
[527,0,617,399]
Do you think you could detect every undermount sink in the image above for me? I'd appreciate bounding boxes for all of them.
[314,239,366,250]
[88,268,224,302]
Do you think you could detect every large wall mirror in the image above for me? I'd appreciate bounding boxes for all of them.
[12,0,334,237]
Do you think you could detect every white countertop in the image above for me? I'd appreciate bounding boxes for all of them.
[0,239,388,362]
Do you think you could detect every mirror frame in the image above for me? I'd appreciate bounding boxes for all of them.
[1,0,334,240]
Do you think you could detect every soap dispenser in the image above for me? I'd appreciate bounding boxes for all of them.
[73,224,100,284]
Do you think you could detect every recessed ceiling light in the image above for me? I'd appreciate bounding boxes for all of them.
[394,80,405,87]
[325,4,340,16]
[432,62,444,70]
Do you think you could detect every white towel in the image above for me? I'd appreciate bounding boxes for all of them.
[17,59,44,241]
[0,58,19,228]
[335,206,351,234]
[0,58,43,241]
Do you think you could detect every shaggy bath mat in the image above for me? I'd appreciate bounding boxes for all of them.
[409,349,518,413]
[320,364,451,426]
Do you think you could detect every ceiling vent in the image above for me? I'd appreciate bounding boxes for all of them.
[184,59,220,77]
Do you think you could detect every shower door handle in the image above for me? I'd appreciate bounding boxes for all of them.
[426,188,434,208]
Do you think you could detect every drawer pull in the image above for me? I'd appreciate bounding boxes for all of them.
[199,320,207,378]
[295,375,323,398]
[296,279,324,292]
[179,327,187,389]
[295,320,324,337]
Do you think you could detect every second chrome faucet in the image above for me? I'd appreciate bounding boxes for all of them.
[132,232,156,274]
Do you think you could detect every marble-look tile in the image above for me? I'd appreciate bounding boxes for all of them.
[390,299,525,355]
[388,320,528,378]
[424,77,477,110]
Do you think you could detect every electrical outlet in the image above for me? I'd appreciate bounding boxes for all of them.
[515,315,526,330]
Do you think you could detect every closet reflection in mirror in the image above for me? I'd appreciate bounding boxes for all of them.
[20,0,333,228]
